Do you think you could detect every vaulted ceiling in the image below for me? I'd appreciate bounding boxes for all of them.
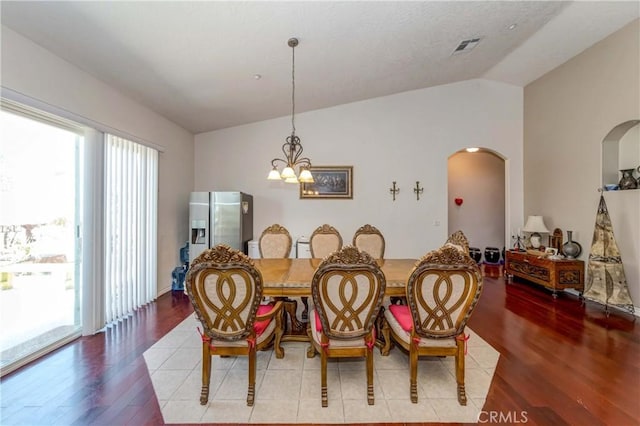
[1,1,638,133]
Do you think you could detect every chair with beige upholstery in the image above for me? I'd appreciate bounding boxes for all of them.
[307,246,386,407]
[185,244,284,406]
[352,224,385,259]
[309,224,343,259]
[381,231,482,405]
[259,224,292,258]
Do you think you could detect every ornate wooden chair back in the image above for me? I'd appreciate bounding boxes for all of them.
[310,224,343,259]
[259,224,292,258]
[352,224,385,259]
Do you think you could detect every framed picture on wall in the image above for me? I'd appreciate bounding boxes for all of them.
[300,166,353,199]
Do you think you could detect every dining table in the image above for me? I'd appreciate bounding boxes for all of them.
[253,257,418,346]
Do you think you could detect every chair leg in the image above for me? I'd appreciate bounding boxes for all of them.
[274,308,285,359]
[366,349,374,405]
[410,345,418,403]
[306,323,317,358]
[247,347,256,406]
[321,351,328,407]
[455,339,467,406]
[200,342,211,405]
[380,318,392,356]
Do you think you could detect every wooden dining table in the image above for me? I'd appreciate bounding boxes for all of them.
[253,257,418,344]
[254,257,418,297]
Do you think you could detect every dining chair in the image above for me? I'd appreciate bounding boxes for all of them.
[309,224,343,258]
[352,224,385,259]
[307,246,386,407]
[185,244,284,406]
[381,233,482,405]
[259,223,292,258]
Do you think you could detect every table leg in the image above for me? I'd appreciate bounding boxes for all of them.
[301,296,309,321]
[278,297,310,341]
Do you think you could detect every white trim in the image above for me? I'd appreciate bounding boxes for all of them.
[1,87,166,153]
[81,129,106,335]
[565,289,639,318]
[1,97,84,134]
[0,331,82,378]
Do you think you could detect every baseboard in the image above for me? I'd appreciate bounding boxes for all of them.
[565,289,639,317]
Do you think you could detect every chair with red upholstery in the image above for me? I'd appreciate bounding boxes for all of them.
[185,244,283,406]
[381,231,482,405]
[307,246,386,407]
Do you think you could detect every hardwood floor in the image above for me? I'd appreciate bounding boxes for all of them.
[1,273,638,426]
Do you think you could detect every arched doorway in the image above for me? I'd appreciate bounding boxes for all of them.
[448,148,506,263]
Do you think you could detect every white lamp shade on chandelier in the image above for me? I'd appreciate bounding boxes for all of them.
[523,215,549,248]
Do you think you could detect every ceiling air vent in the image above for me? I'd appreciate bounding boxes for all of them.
[452,38,481,55]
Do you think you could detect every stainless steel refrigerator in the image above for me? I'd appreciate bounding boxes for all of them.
[189,192,253,263]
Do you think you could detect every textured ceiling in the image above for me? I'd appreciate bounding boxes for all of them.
[1,1,638,134]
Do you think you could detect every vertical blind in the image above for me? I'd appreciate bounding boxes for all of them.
[104,134,158,324]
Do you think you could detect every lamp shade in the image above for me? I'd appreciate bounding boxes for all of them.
[522,215,549,233]
[267,168,281,180]
[281,167,296,179]
[298,168,314,183]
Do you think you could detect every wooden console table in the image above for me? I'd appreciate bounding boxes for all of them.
[505,250,584,297]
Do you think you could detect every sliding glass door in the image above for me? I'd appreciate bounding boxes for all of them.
[0,109,82,375]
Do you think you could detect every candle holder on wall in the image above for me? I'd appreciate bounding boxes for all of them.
[389,181,400,201]
[413,181,424,200]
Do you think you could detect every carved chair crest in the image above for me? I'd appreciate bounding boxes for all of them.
[444,230,470,254]
[185,244,263,341]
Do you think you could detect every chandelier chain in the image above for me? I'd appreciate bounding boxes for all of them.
[267,37,313,183]
[291,41,296,136]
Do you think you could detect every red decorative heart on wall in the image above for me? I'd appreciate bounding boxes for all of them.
[454,198,463,206]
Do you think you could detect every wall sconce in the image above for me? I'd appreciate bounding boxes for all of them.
[454,197,463,206]
[414,181,424,200]
[389,181,400,201]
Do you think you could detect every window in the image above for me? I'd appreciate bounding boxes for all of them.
[0,107,83,375]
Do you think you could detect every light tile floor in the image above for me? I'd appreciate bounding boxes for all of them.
[144,314,499,424]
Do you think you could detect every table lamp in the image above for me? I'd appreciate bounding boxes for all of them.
[523,215,549,249]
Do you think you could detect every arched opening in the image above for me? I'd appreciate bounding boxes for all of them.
[602,119,639,189]
[448,148,506,267]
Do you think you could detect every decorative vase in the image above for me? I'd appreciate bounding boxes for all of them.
[618,168,637,190]
[484,247,501,264]
[562,230,582,259]
[469,247,482,264]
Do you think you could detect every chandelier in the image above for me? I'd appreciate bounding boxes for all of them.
[267,37,314,184]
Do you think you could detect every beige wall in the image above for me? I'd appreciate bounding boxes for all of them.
[196,79,524,258]
[1,26,195,296]
[524,19,640,310]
